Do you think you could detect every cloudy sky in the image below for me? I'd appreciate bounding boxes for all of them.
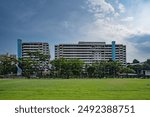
[0,0,150,62]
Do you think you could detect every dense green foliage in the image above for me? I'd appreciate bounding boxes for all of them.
[0,79,150,100]
[50,59,135,78]
[0,56,17,75]
[0,51,150,78]
[19,51,50,78]
[51,58,84,78]
[133,59,140,63]
[85,60,124,78]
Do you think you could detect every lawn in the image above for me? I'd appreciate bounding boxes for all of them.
[0,78,150,100]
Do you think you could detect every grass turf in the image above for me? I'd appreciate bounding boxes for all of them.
[0,79,150,100]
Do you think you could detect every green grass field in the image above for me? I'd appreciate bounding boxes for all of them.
[0,79,150,100]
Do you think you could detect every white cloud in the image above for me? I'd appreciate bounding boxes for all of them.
[80,0,150,62]
[114,12,120,17]
[87,0,115,16]
[118,3,125,13]
[83,0,134,43]
[133,4,150,34]
[121,16,134,22]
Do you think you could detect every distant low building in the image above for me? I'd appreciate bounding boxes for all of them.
[141,69,150,76]
[0,53,16,59]
[128,62,144,66]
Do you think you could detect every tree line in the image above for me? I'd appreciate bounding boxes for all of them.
[0,56,17,76]
[0,52,150,78]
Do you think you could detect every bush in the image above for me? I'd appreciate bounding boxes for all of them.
[0,75,4,79]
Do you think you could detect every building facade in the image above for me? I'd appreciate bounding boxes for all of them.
[55,41,126,64]
[17,39,50,59]
[17,39,51,75]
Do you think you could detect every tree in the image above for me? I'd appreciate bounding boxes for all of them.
[20,57,36,78]
[143,59,150,70]
[70,59,84,78]
[146,59,150,65]
[50,58,84,78]
[99,61,107,78]
[34,52,50,77]
[87,65,95,78]
[85,60,123,78]
[110,61,123,77]
[128,64,142,77]
[91,61,106,78]
[121,67,135,75]
[0,56,17,75]
[50,58,62,77]
[19,51,50,78]
[133,59,140,63]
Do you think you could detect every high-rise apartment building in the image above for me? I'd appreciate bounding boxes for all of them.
[55,41,126,64]
[17,39,50,75]
[17,39,50,59]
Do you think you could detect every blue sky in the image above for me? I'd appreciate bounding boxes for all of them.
[0,0,150,62]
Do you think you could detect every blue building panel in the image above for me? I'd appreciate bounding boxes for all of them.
[17,39,22,59]
[112,41,116,61]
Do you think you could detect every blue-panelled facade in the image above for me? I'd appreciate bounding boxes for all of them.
[112,41,116,61]
[17,39,22,59]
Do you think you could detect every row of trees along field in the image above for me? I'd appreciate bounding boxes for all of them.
[0,56,17,76]
[0,52,150,78]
